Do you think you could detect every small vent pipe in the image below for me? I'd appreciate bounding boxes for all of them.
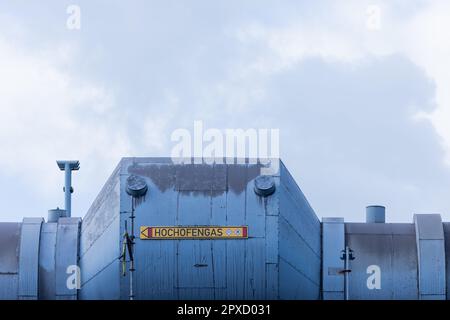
[366,205,385,223]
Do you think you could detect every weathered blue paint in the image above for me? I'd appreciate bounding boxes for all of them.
[75,158,321,299]
[4,157,450,300]
[345,223,418,299]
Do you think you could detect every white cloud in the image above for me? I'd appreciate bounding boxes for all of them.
[233,1,450,165]
[0,34,132,213]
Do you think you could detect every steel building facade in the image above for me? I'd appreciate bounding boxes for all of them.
[0,157,448,300]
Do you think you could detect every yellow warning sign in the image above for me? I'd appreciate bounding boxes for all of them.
[140,226,248,240]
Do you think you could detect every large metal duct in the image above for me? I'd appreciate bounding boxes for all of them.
[4,157,450,300]
[78,157,321,300]
[322,211,448,300]
[0,217,81,300]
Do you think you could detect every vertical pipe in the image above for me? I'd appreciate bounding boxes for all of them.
[129,198,135,300]
[64,162,72,217]
[344,246,349,300]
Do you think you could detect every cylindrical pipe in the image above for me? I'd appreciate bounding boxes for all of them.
[129,198,136,300]
[65,162,72,217]
[366,205,385,223]
[48,208,66,222]
[344,246,349,300]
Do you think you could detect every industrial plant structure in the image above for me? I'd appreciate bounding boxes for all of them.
[0,157,448,300]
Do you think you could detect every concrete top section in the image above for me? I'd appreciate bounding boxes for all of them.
[322,217,344,223]
[414,214,444,240]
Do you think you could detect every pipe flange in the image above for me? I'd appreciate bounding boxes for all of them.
[126,175,148,198]
[254,175,276,197]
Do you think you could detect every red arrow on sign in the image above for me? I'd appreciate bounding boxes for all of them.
[140,227,151,238]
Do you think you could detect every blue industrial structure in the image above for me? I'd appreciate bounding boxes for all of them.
[0,157,448,300]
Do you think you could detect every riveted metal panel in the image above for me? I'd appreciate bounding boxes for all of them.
[18,218,43,300]
[38,223,57,299]
[414,214,446,300]
[128,163,178,299]
[322,218,345,299]
[55,217,81,300]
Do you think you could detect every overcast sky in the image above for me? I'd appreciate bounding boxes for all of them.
[1,1,450,222]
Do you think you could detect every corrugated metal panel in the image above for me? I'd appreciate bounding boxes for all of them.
[243,165,266,300]
[122,159,275,299]
[18,218,43,300]
[0,274,19,299]
[127,162,178,300]
[224,166,247,299]
[75,158,320,300]
[322,218,345,300]
[414,214,446,300]
[265,215,279,299]
[55,217,81,300]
